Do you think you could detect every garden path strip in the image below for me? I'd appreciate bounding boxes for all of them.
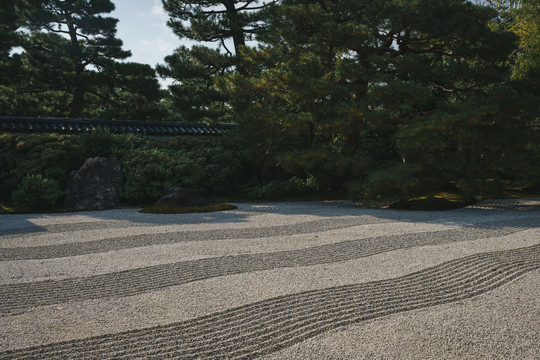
[0,199,539,359]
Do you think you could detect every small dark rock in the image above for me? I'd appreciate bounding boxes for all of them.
[156,187,209,208]
[64,157,124,210]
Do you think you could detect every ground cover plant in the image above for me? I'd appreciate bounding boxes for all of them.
[139,203,238,214]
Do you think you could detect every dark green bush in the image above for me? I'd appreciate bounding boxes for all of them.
[0,134,19,199]
[0,134,85,200]
[79,130,147,159]
[12,174,63,209]
[121,148,200,202]
[156,136,250,194]
[247,176,322,200]
[348,162,426,203]
[78,129,118,157]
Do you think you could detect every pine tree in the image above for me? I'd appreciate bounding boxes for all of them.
[226,0,530,198]
[162,0,277,61]
[0,0,42,115]
[2,0,165,119]
[474,0,540,78]
[23,0,132,117]
[157,45,236,122]
[159,0,278,123]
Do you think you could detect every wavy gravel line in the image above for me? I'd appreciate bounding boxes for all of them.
[0,202,394,237]
[0,218,536,316]
[0,216,397,260]
[2,244,539,359]
[2,213,538,262]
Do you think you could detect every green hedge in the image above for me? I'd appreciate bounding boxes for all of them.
[0,133,85,201]
[2,125,538,210]
[12,174,63,210]
[0,132,253,207]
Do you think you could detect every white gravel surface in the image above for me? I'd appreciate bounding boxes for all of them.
[262,270,540,360]
[0,199,539,359]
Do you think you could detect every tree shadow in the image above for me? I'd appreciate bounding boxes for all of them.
[1,198,539,238]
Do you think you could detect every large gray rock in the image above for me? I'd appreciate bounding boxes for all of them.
[64,157,124,210]
[156,187,209,207]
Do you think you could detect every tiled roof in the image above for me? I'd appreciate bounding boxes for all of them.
[0,116,237,136]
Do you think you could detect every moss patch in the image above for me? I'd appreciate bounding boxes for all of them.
[139,203,238,214]
[390,192,477,211]
[0,202,82,214]
[0,202,16,214]
[0,202,46,214]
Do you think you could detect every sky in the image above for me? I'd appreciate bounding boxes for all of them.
[110,0,181,69]
[110,0,245,70]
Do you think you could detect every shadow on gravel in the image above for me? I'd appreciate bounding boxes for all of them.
[0,223,47,237]
[0,207,254,237]
[1,199,539,238]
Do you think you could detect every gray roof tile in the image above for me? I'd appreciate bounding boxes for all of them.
[0,116,237,136]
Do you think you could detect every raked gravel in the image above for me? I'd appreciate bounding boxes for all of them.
[0,199,539,359]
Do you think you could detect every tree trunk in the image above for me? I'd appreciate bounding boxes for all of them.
[343,52,370,155]
[69,87,85,118]
[223,0,247,74]
[66,20,85,118]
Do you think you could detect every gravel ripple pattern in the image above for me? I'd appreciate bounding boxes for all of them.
[0,200,539,359]
[1,244,539,359]
[0,218,537,316]
[0,216,393,260]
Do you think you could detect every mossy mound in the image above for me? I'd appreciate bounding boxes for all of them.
[390,192,477,211]
[0,201,55,214]
[0,202,16,214]
[139,203,238,214]
[0,202,81,214]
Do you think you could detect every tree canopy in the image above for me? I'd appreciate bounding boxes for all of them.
[0,0,165,119]
[0,0,538,203]
[162,0,277,56]
[221,0,538,198]
[159,0,279,123]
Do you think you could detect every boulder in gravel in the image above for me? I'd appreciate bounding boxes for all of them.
[64,157,124,210]
[156,187,209,207]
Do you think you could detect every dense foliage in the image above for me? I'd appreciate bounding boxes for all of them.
[1,0,539,209]
[12,174,63,210]
[157,46,236,123]
[0,132,251,207]
[223,0,540,201]
[0,0,166,119]
[159,0,277,122]
[0,133,86,201]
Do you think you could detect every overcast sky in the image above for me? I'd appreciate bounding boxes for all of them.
[111,0,180,68]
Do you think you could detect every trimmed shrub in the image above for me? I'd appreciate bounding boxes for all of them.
[348,163,426,203]
[247,176,322,200]
[12,175,63,209]
[121,148,200,202]
[78,129,118,158]
[0,134,85,201]
[79,130,147,159]
[156,136,250,194]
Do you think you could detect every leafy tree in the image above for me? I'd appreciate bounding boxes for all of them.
[225,0,530,199]
[473,0,540,78]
